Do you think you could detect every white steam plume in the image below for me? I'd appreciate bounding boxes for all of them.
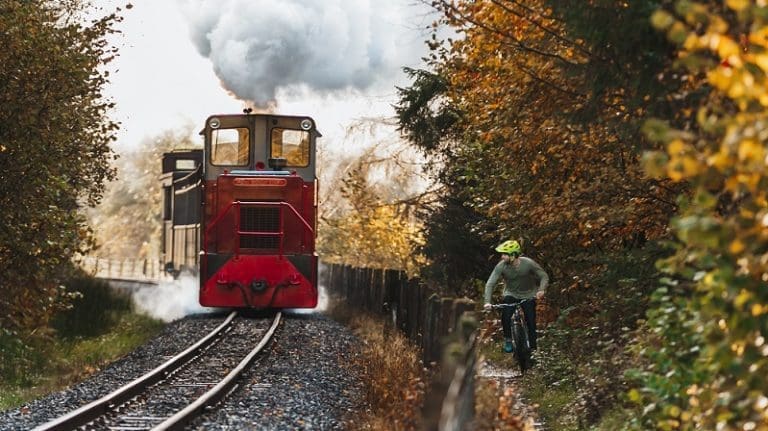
[133,273,326,319]
[133,273,220,322]
[180,0,428,106]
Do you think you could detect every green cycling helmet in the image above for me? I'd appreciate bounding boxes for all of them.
[495,240,521,255]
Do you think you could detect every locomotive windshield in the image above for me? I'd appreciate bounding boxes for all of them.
[211,127,249,166]
[271,128,310,167]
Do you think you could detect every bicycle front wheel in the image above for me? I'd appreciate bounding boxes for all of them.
[512,323,532,373]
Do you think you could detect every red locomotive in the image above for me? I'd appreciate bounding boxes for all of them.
[160,113,319,309]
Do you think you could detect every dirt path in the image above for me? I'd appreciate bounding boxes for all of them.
[476,359,546,431]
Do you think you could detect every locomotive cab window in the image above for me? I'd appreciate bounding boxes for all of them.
[271,128,310,167]
[175,159,197,170]
[211,128,249,166]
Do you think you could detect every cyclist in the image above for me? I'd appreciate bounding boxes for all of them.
[483,240,549,353]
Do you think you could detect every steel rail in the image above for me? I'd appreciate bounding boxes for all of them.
[33,311,238,431]
[152,311,282,431]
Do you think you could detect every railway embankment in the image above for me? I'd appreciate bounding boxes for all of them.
[0,313,366,430]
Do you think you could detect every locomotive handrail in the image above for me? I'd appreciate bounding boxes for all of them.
[173,163,202,188]
[203,200,314,258]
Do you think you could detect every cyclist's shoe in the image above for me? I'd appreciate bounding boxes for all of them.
[503,341,514,353]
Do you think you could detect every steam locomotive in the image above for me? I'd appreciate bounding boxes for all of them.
[160,113,319,309]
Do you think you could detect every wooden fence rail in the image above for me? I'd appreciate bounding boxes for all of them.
[322,263,478,431]
[79,257,162,282]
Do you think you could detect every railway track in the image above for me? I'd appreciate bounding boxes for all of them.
[33,311,281,431]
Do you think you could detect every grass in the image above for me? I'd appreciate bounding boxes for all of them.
[592,405,636,430]
[501,325,637,431]
[520,370,580,430]
[326,301,426,430]
[0,276,164,410]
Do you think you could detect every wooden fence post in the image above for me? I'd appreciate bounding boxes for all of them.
[384,269,400,327]
[365,267,375,313]
[407,278,421,341]
[423,293,441,365]
[451,298,475,334]
[421,303,479,431]
[437,311,479,431]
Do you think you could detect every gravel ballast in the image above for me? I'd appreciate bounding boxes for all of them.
[0,312,366,431]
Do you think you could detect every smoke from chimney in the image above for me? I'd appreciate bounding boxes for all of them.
[181,0,427,107]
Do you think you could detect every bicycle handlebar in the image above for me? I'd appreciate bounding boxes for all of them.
[485,298,534,310]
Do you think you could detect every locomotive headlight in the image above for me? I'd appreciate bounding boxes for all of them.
[300,118,313,130]
[209,117,221,129]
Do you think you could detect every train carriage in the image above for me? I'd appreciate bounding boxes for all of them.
[161,113,320,309]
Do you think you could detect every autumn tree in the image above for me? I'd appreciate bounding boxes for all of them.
[396,0,693,424]
[318,120,428,275]
[399,0,688,293]
[631,2,768,428]
[0,1,123,332]
[88,127,200,260]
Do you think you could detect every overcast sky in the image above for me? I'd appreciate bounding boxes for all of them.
[103,0,433,151]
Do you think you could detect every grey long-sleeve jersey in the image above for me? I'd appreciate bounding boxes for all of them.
[483,256,549,303]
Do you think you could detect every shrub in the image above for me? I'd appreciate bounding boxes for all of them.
[327,302,426,430]
[51,275,131,338]
[0,329,44,387]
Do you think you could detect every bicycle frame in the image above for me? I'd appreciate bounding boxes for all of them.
[491,302,531,342]
[488,299,534,372]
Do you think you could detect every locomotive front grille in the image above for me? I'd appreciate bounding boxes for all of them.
[239,206,280,249]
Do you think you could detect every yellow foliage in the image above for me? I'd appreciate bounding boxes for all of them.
[752,304,766,316]
[666,139,687,156]
[716,35,741,59]
[738,139,766,164]
[708,68,734,92]
[683,33,700,50]
[754,54,768,73]
[724,175,742,192]
[749,27,768,47]
[726,0,750,12]
[320,204,426,275]
[667,155,702,181]
[651,9,676,30]
[644,2,768,428]
[728,80,747,100]
[730,239,746,255]
[740,173,761,193]
[708,149,733,171]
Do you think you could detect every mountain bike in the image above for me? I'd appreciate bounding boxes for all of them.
[487,299,534,373]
